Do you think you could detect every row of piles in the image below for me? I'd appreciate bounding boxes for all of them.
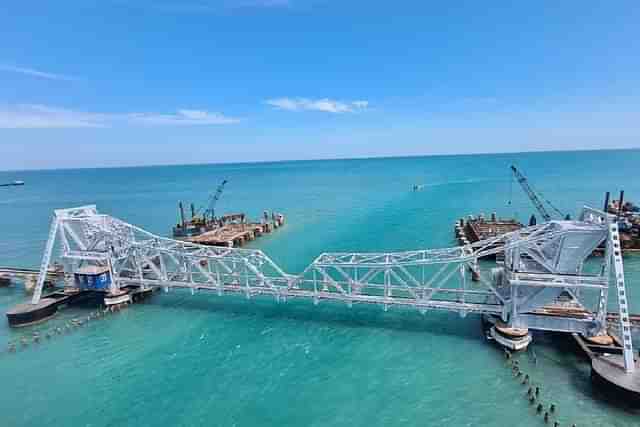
[504,349,577,427]
[3,303,127,355]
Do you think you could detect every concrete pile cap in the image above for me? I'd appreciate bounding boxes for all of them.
[6,298,57,315]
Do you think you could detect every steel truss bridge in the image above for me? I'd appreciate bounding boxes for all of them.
[31,205,635,373]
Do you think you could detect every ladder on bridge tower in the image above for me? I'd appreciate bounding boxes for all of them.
[609,221,635,373]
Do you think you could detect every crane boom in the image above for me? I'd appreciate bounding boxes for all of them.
[510,165,552,221]
[204,179,228,221]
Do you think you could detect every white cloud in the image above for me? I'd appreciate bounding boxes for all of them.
[127,109,240,125]
[352,100,369,109]
[0,65,75,81]
[266,97,369,113]
[266,98,299,111]
[0,104,239,129]
[0,105,106,128]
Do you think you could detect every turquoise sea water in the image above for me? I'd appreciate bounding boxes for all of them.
[1,149,640,426]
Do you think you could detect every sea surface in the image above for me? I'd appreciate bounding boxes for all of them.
[1,149,639,427]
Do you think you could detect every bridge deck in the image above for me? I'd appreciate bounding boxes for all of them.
[119,278,505,315]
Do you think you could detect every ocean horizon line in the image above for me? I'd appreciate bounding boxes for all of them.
[1,145,639,173]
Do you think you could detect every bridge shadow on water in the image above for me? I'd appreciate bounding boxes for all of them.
[146,290,485,343]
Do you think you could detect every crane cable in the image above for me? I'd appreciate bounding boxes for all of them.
[508,169,513,206]
[509,166,568,220]
[537,189,566,219]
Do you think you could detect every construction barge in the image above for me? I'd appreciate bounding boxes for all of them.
[456,191,640,258]
[174,210,285,247]
[171,179,285,247]
[455,212,522,256]
[605,191,640,252]
[455,167,640,258]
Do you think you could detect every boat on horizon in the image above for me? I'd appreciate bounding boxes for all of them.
[0,180,25,187]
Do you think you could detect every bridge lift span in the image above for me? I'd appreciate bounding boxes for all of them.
[28,205,635,379]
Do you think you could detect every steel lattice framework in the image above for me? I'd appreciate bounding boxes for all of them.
[31,205,634,372]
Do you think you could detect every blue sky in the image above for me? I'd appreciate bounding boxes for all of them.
[1,1,639,170]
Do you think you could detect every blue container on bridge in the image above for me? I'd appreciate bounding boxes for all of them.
[74,266,112,291]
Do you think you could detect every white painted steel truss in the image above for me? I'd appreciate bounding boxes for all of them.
[31,205,634,372]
